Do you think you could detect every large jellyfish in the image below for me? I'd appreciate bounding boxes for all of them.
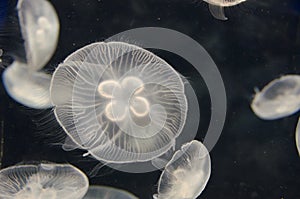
[50,41,188,163]
[0,163,89,199]
[203,0,246,20]
[251,75,300,120]
[154,140,211,199]
[2,0,59,109]
[83,186,138,199]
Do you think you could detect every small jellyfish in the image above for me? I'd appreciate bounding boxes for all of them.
[295,117,300,156]
[83,186,138,199]
[154,140,211,199]
[0,163,89,199]
[50,41,188,163]
[17,0,59,70]
[2,61,52,109]
[203,0,246,20]
[251,75,300,120]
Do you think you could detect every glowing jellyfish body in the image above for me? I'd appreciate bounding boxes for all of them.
[2,0,59,108]
[17,0,59,70]
[50,41,188,163]
[154,140,211,199]
[0,163,89,199]
[83,186,138,199]
[251,75,300,120]
[203,0,246,20]
[296,117,300,156]
[2,61,52,108]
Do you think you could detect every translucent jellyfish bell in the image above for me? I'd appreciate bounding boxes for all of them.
[154,140,211,199]
[0,163,89,199]
[83,186,138,199]
[50,41,188,163]
[17,0,59,70]
[203,0,246,20]
[2,61,52,109]
[295,117,300,156]
[251,75,300,120]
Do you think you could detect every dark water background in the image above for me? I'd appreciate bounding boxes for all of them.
[1,0,300,198]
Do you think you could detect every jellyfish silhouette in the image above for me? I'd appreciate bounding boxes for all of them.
[153,140,211,199]
[203,0,246,20]
[83,186,138,199]
[2,0,59,109]
[0,163,89,199]
[50,41,188,163]
[251,75,300,120]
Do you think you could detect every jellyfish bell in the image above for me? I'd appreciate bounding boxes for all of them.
[17,0,59,71]
[203,0,246,20]
[0,162,89,199]
[50,41,188,164]
[251,75,300,120]
[2,60,53,109]
[83,186,138,199]
[154,140,211,199]
[296,117,300,156]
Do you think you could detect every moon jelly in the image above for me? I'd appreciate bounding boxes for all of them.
[50,41,188,163]
[2,61,52,109]
[203,0,246,20]
[154,140,211,199]
[17,0,59,70]
[83,186,138,199]
[296,117,300,156]
[251,75,300,120]
[0,163,89,199]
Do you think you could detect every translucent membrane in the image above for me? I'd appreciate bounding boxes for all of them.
[0,163,89,199]
[251,75,300,120]
[154,140,211,199]
[50,41,188,163]
[17,0,59,70]
[83,186,138,199]
[295,117,300,156]
[203,0,246,20]
[2,61,52,109]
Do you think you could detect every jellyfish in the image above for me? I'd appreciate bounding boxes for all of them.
[17,0,60,71]
[296,117,300,156]
[83,186,138,199]
[2,61,52,109]
[0,163,89,199]
[203,0,246,20]
[153,140,211,199]
[50,41,188,164]
[1,0,59,108]
[251,75,300,120]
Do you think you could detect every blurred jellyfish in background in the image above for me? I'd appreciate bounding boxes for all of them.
[203,0,246,20]
[153,140,211,199]
[83,186,138,199]
[295,117,300,156]
[251,75,300,120]
[50,41,188,164]
[0,162,89,199]
[2,0,59,109]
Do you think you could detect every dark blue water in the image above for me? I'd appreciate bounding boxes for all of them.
[1,0,300,198]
